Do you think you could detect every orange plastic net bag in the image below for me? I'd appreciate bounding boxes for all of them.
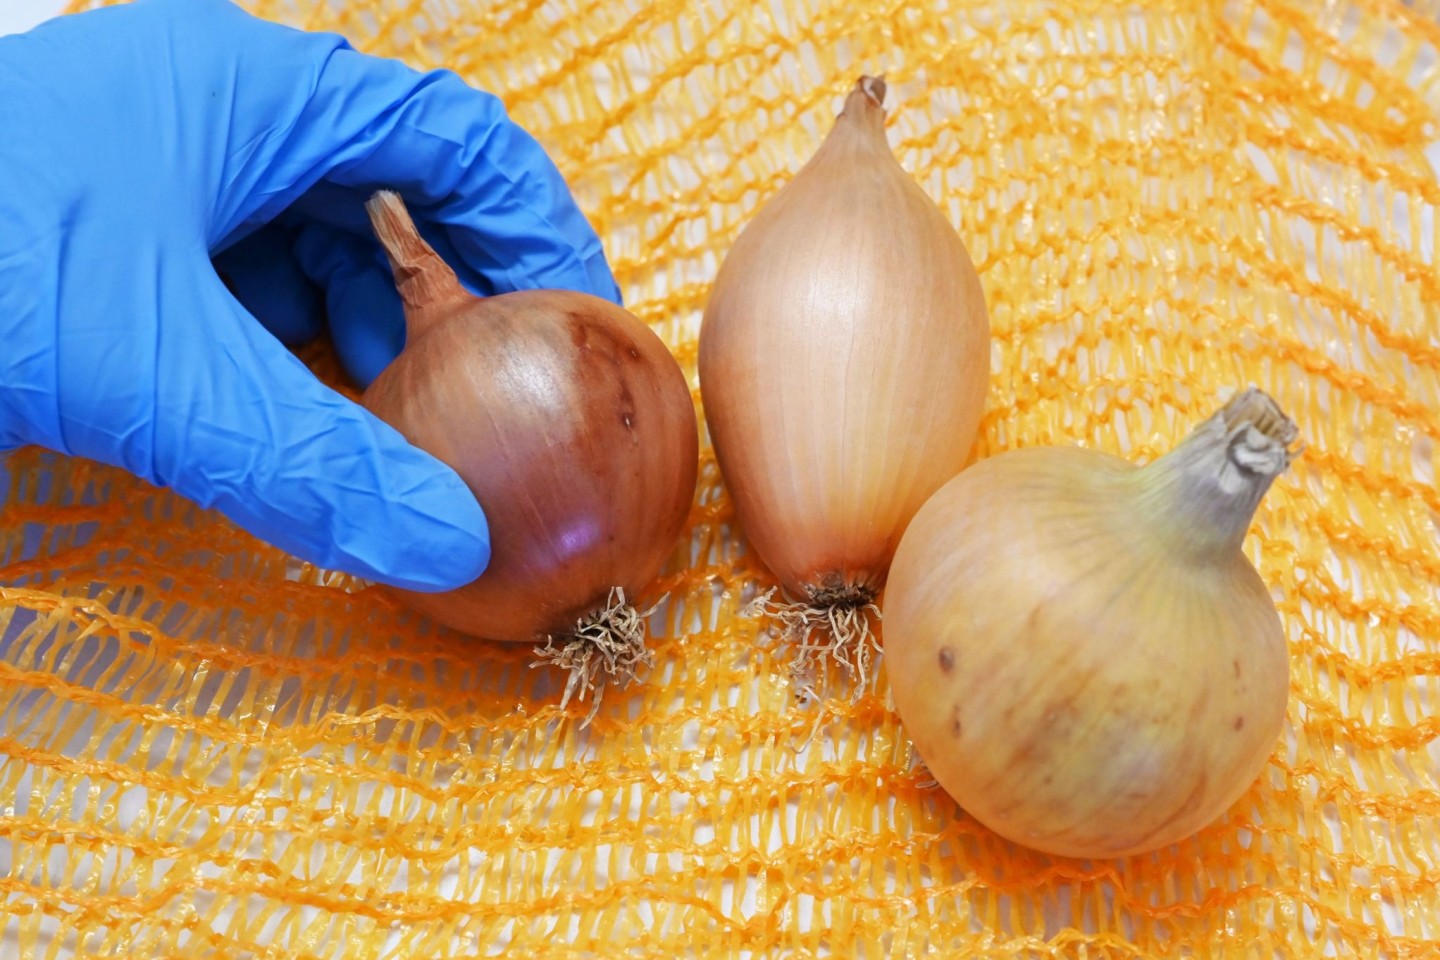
[5,0,1440,955]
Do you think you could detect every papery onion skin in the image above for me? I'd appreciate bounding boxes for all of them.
[882,390,1294,859]
[360,192,699,644]
[698,76,990,611]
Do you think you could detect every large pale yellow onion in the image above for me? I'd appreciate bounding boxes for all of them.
[883,389,1296,859]
[698,76,990,690]
[359,191,699,715]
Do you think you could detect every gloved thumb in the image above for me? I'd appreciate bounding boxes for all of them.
[149,268,490,592]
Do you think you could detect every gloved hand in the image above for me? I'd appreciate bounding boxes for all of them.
[0,0,622,592]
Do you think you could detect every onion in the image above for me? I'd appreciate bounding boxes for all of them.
[882,389,1297,858]
[359,191,699,715]
[698,76,991,696]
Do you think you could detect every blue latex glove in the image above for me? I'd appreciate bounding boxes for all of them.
[0,0,622,591]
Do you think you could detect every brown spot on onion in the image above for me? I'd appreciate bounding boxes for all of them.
[938,647,955,672]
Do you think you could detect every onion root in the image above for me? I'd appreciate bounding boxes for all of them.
[745,587,882,704]
[532,587,662,725]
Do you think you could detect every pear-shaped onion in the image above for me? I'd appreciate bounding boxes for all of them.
[360,191,699,712]
[883,389,1296,858]
[698,77,990,693]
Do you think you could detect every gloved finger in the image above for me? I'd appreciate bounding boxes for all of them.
[213,221,325,347]
[287,217,408,389]
[149,265,490,592]
[202,1,621,305]
[211,210,409,388]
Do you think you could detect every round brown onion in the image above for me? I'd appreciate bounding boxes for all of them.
[359,191,699,712]
[883,389,1296,857]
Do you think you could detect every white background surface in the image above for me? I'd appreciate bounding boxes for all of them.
[0,0,67,36]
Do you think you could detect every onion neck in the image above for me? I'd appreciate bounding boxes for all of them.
[365,190,475,342]
[838,75,888,136]
[805,75,892,165]
[1134,388,1299,559]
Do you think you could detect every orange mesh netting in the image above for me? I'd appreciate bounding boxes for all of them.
[4,0,1440,955]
